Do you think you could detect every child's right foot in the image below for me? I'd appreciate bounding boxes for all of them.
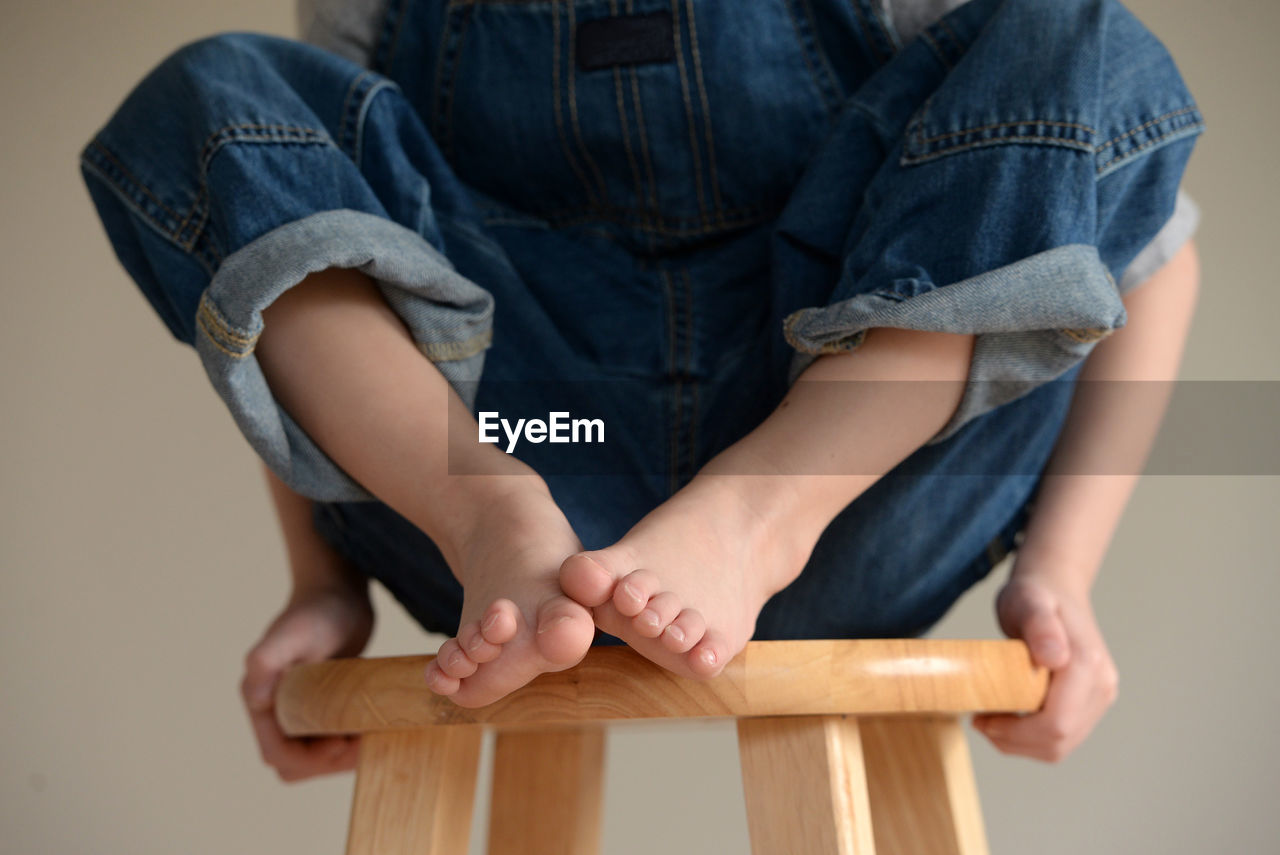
[423,476,595,708]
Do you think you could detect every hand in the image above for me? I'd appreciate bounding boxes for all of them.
[972,571,1119,762]
[240,582,375,782]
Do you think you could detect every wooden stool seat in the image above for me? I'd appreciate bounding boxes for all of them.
[277,640,1046,855]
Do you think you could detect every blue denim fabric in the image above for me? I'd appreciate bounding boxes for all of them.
[82,0,1200,639]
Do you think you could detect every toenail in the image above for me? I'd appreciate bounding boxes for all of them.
[622,582,642,602]
[664,625,685,643]
[639,609,659,628]
[481,612,500,633]
[466,634,485,652]
[449,649,464,667]
[537,615,573,635]
[699,649,717,668]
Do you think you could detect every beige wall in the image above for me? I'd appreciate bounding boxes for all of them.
[2,1,1277,852]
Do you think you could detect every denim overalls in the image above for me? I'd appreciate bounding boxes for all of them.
[81,0,1202,639]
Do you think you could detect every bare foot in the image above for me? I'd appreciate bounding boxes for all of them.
[558,478,808,679]
[424,477,595,707]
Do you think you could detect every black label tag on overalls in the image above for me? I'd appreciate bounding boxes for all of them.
[576,11,675,70]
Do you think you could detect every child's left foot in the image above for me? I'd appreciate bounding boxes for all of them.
[558,478,809,678]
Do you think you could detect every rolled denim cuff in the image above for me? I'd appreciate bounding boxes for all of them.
[1118,188,1200,296]
[782,244,1127,444]
[194,208,494,501]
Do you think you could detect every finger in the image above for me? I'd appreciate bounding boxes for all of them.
[975,657,1097,761]
[248,703,359,780]
[974,717,1061,763]
[242,612,337,711]
[997,585,1070,671]
[242,620,308,711]
[1018,608,1071,671]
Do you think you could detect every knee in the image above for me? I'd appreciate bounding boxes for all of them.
[139,32,283,110]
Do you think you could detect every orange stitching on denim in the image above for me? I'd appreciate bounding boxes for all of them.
[383,0,411,70]
[849,0,885,65]
[608,0,650,230]
[781,311,868,355]
[1096,122,1203,174]
[566,1,610,204]
[686,0,724,227]
[914,116,1097,145]
[339,70,372,155]
[431,1,456,137]
[662,268,681,495]
[552,1,601,206]
[197,297,259,348]
[624,0,662,233]
[444,3,474,158]
[417,329,492,362]
[920,30,951,70]
[180,123,331,245]
[682,267,698,479]
[903,135,1095,164]
[937,17,962,52]
[670,0,710,230]
[1095,106,1199,153]
[867,0,898,52]
[196,303,257,359]
[782,0,835,112]
[628,64,663,230]
[1059,327,1112,343]
[196,312,252,360]
[85,142,183,227]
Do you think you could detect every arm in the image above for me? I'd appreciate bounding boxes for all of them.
[973,239,1200,761]
[240,463,375,781]
[260,462,370,597]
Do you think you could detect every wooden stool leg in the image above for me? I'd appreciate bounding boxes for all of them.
[737,715,876,855]
[346,726,483,855]
[859,716,990,855]
[487,727,605,855]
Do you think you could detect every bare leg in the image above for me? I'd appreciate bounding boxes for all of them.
[560,328,974,678]
[256,267,594,707]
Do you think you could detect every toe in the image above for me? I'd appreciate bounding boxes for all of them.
[534,595,595,666]
[458,621,502,664]
[435,639,478,679]
[480,599,520,645]
[633,591,681,639]
[613,569,659,617]
[687,632,730,678]
[424,661,460,695]
[662,609,705,654]
[559,551,624,607]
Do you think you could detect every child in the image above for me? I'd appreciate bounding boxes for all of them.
[81,0,1202,779]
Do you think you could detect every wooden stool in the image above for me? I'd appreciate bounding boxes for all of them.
[277,639,1047,855]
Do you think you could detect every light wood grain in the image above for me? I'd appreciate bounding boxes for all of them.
[487,728,605,855]
[738,716,875,855]
[345,726,483,855]
[860,716,989,855]
[278,640,1046,735]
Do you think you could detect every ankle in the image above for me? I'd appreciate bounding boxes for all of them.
[677,472,816,599]
[428,471,555,569]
